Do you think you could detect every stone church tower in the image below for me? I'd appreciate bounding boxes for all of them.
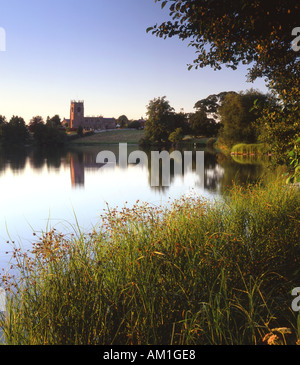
[65,100,116,130]
[70,101,84,129]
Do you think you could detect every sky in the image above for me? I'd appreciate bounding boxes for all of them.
[0,0,269,123]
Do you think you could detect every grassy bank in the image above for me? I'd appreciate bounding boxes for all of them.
[0,178,299,345]
[68,130,214,148]
[68,129,145,145]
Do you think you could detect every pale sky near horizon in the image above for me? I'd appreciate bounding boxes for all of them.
[0,0,268,124]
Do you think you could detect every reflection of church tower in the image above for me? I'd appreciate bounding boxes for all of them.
[70,155,85,187]
[70,101,84,129]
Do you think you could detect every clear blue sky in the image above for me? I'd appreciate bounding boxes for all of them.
[0,0,268,123]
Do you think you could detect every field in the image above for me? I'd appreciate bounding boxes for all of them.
[67,130,214,147]
[68,129,145,145]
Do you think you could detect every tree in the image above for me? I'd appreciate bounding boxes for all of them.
[190,92,235,137]
[29,116,44,133]
[169,127,183,144]
[189,109,219,138]
[46,115,61,128]
[2,116,29,144]
[128,120,142,129]
[0,115,7,140]
[0,115,6,125]
[148,1,299,82]
[218,90,269,148]
[172,111,190,135]
[117,115,129,128]
[255,95,300,164]
[148,1,300,160]
[33,123,67,147]
[145,96,175,143]
[194,92,235,120]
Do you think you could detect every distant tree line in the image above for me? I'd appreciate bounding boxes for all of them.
[29,115,67,147]
[0,114,67,147]
[0,115,29,145]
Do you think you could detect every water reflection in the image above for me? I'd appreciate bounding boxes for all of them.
[0,144,273,273]
[0,145,269,194]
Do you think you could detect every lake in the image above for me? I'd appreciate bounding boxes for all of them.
[0,144,268,270]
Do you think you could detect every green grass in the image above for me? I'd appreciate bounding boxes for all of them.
[231,143,267,155]
[0,177,299,345]
[68,129,145,145]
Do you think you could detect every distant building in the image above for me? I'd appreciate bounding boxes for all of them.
[65,101,116,130]
[62,119,70,127]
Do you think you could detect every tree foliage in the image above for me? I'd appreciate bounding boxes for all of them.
[144,96,190,144]
[191,91,234,137]
[128,120,142,129]
[194,92,234,118]
[168,127,183,143]
[0,116,29,145]
[189,109,219,138]
[145,96,175,143]
[46,115,61,128]
[33,123,67,147]
[29,116,44,132]
[218,90,269,148]
[148,1,299,82]
[0,115,6,125]
[255,94,300,164]
[0,115,7,139]
[117,115,129,128]
[148,0,300,162]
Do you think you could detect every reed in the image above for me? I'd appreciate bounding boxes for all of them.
[0,177,299,345]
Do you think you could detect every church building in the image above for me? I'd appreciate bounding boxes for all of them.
[64,101,116,131]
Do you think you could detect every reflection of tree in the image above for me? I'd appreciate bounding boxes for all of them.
[0,152,6,176]
[30,149,46,170]
[144,147,176,193]
[29,147,67,171]
[0,146,69,176]
[144,147,221,193]
[203,151,220,192]
[46,149,65,170]
[217,153,265,194]
[143,147,268,194]
[0,145,269,195]
[0,146,27,173]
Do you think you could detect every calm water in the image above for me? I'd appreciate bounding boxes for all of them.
[0,144,268,269]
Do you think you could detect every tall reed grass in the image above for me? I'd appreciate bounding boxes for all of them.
[0,178,299,345]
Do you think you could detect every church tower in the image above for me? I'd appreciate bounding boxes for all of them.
[70,100,84,129]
